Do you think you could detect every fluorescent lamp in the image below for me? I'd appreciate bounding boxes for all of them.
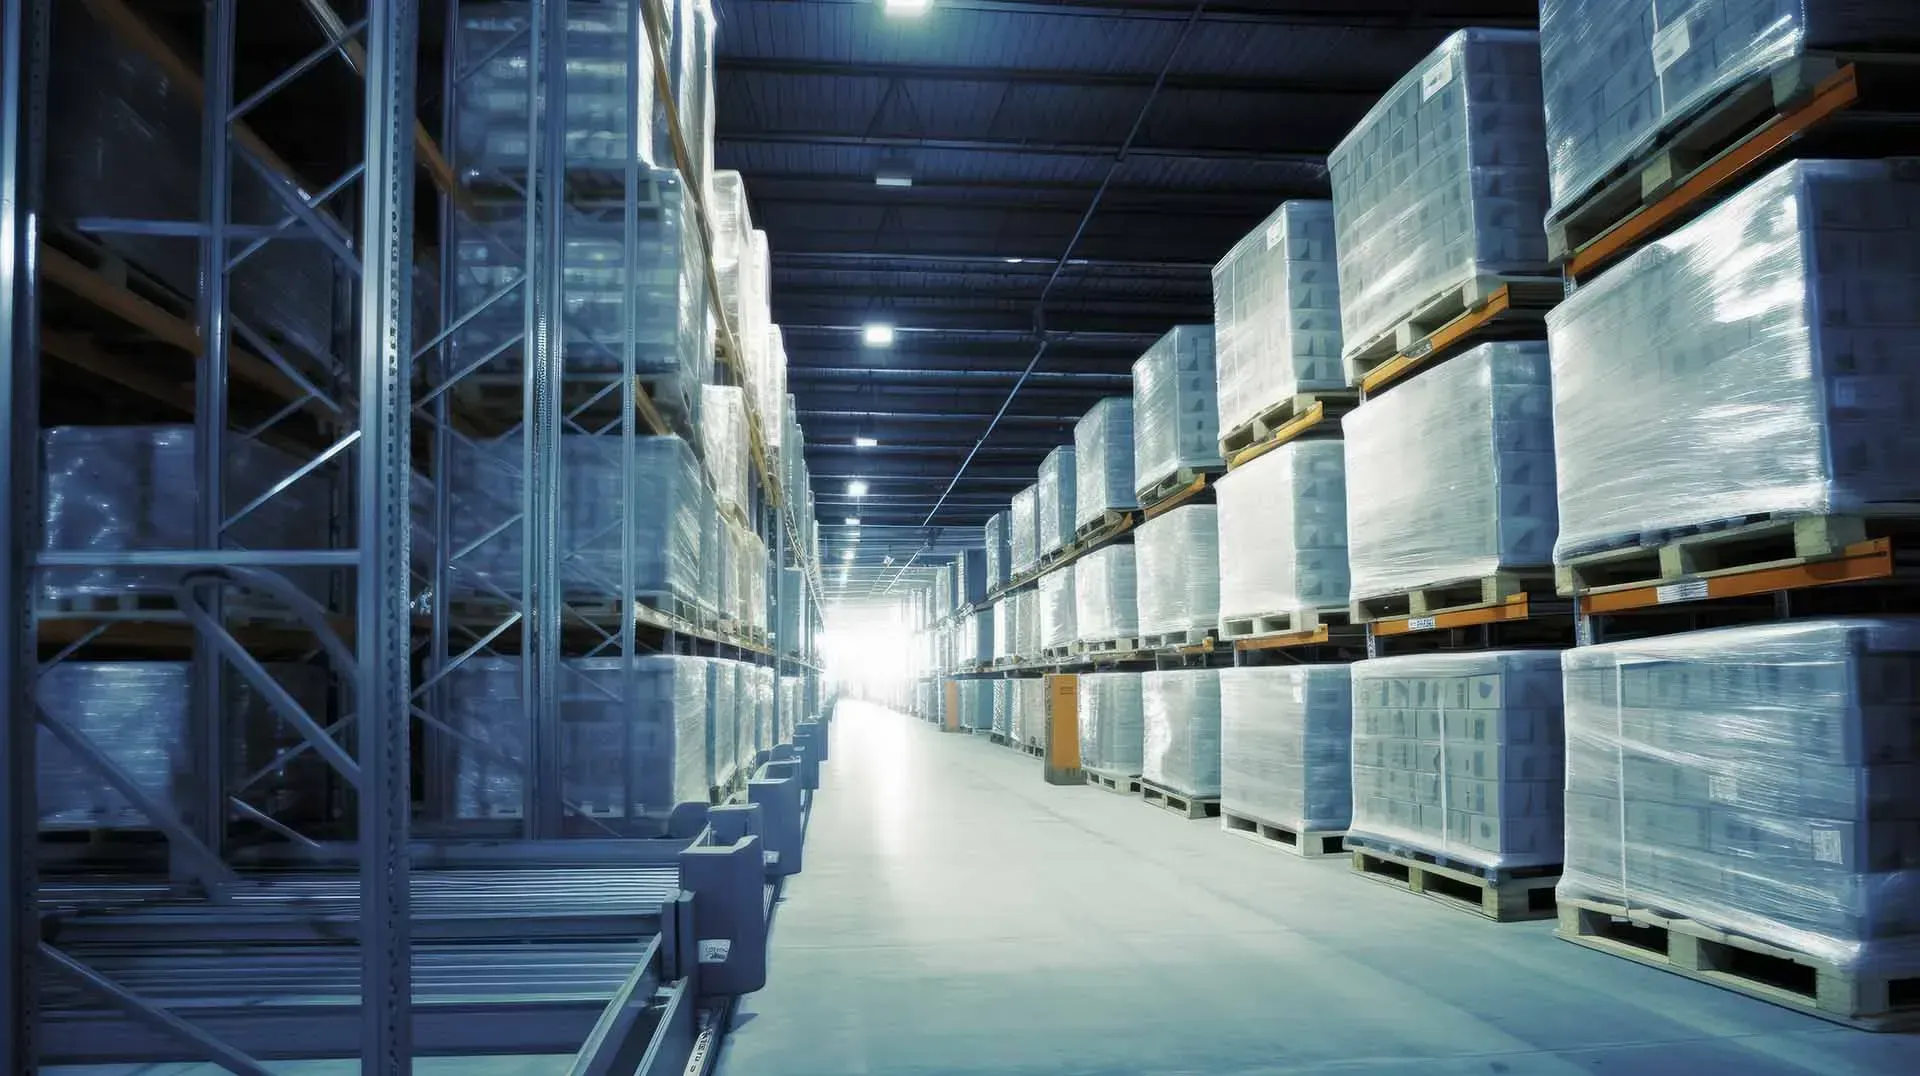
[1004,257,1023,264]
[847,480,868,497]
[873,173,914,188]
[884,0,931,14]
[842,550,856,561]
[862,323,895,347]
[853,436,879,448]
[844,517,861,527]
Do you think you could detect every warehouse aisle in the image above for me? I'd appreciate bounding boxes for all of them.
[718,702,1917,1076]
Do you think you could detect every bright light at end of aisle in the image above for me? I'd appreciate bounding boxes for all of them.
[847,479,868,497]
[883,0,931,17]
[862,323,895,347]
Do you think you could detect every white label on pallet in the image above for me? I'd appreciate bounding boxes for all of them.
[1811,825,1845,865]
[1265,218,1285,250]
[1655,579,1709,604]
[1652,19,1691,75]
[1407,615,1438,632]
[1421,54,1454,101]
[1709,773,1737,804]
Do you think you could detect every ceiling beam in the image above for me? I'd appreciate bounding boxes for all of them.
[772,251,1213,274]
[743,0,1539,28]
[716,130,1325,165]
[715,56,1386,97]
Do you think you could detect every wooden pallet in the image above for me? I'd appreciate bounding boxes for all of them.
[1220,391,1358,461]
[1084,768,1142,796]
[1345,274,1561,389]
[1074,510,1134,545]
[1140,627,1213,651]
[1222,811,1346,858]
[1039,645,1075,661]
[983,730,1010,746]
[1557,896,1920,1031]
[1351,571,1556,626]
[1138,468,1219,518]
[1218,606,1347,642]
[1549,54,1920,277]
[1079,636,1142,656]
[1020,742,1045,759]
[1348,841,1559,922]
[1556,513,1920,596]
[1139,779,1221,820]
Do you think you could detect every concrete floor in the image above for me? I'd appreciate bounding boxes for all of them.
[717,701,1920,1076]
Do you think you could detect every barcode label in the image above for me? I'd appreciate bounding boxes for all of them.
[1708,774,1737,803]
[1811,826,1844,865]
[1655,579,1709,604]
[1421,55,1454,101]
[1407,615,1438,632]
[1652,19,1691,75]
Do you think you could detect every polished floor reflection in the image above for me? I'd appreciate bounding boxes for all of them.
[718,700,1919,1076]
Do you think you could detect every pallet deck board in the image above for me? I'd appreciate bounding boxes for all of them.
[1347,275,1562,393]
[1083,768,1142,796]
[1221,811,1346,858]
[1139,779,1220,820]
[1347,841,1559,922]
[1555,513,1920,596]
[1556,896,1920,1031]
[1218,606,1347,641]
[1351,571,1557,626]
[1219,391,1358,462]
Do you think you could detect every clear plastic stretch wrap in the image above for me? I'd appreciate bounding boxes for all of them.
[450,432,708,605]
[779,674,803,745]
[1074,398,1138,528]
[1219,666,1354,833]
[1211,201,1346,437]
[1132,326,1223,496]
[1039,567,1078,652]
[992,599,1015,662]
[1350,650,1566,870]
[709,172,766,378]
[957,679,995,732]
[1074,546,1140,644]
[985,512,1010,589]
[734,524,769,631]
[957,611,994,666]
[1327,29,1552,377]
[1010,677,1049,747]
[447,655,710,822]
[1078,672,1146,776]
[1010,485,1040,574]
[956,548,988,608]
[1546,160,1920,563]
[48,3,335,367]
[1562,619,1920,970]
[42,427,324,601]
[758,323,789,454]
[659,0,717,186]
[1215,440,1350,622]
[705,659,738,790]
[749,665,776,761]
[1143,670,1223,798]
[37,663,329,829]
[700,385,749,521]
[1036,447,1079,557]
[1540,2,1920,223]
[992,681,1013,736]
[1342,343,1557,601]
[933,565,955,619]
[731,663,755,774]
[449,169,711,401]
[776,567,807,655]
[1134,506,1220,638]
[1018,589,1043,661]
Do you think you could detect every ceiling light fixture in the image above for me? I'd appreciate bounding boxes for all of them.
[847,480,869,497]
[845,517,861,527]
[862,323,895,347]
[842,550,856,561]
[853,435,879,448]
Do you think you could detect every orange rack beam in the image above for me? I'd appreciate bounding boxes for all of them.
[1232,625,1331,652]
[1578,538,1895,615]
[1368,593,1533,637]
[1226,402,1328,472]
[1144,475,1209,520]
[1359,285,1519,398]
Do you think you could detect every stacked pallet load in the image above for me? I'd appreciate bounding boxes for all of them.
[991,599,1016,666]
[991,681,1013,739]
[1077,672,1146,791]
[1134,506,1220,650]
[1212,201,1345,457]
[1132,326,1223,507]
[705,660,739,794]
[1037,446,1079,560]
[1010,484,1040,577]
[1539,0,1920,260]
[1558,619,1920,1025]
[1215,440,1350,640]
[1328,29,1553,383]
[1343,343,1558,624]
[956,611,993,671]
[1038,566,1078,658]
[1074,546,1139,653]
[954,548,988,611]
[1218,666,1352,857]
[1015,589,1042,663]
[985,511,1010,591]
[1009,677,1049,752]
[956,679,995,733]
[1074,398,1137,539]
[1548,159,1920,592]
[1349,651,1565,920]
[1141,670,1223,818]
[701,385,750,522]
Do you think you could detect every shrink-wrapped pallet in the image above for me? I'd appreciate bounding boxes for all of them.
[447,655,711,823]
[710,172,766,377]
[37,663,329,829]
[776,567,807,655]
[1561,619,1920,970]
[1546,160,1920,563]
[41,427,325,602]
[779,674,803,745]
[1219,666,1353,833]
[1216,440,1350,626]
[1074,546,1139,644]
[1540,1,1920,225]
[1328,29,1551,379]
[957,611,993,667]
[1134,506,1220,639]
[1010,677,1049,747]
[992,599,1015,663]
[1350,650,1565,869]
[1133,326,1223,498]
[933,565,955,620]
[985,511,1011,590]
[1078,672,1145,776]
[1017,589,1042,661]
[757,324,789,456]
[450,433,708,607]
[1342,343,1557,602]
[746,664,775,761]
[1010,485,1039,575]
[1039,566,1077,652]
[1143,670,1223,798]
[957,679,995,732]
[1074,398,1138,529]
[992,680,1013,736]
[955,548,987,609]
[1211,201,1345,438]
[705,658,738,791]
[1037,447,1079,557]
[731,524,768,631]
[701,385,749,521]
